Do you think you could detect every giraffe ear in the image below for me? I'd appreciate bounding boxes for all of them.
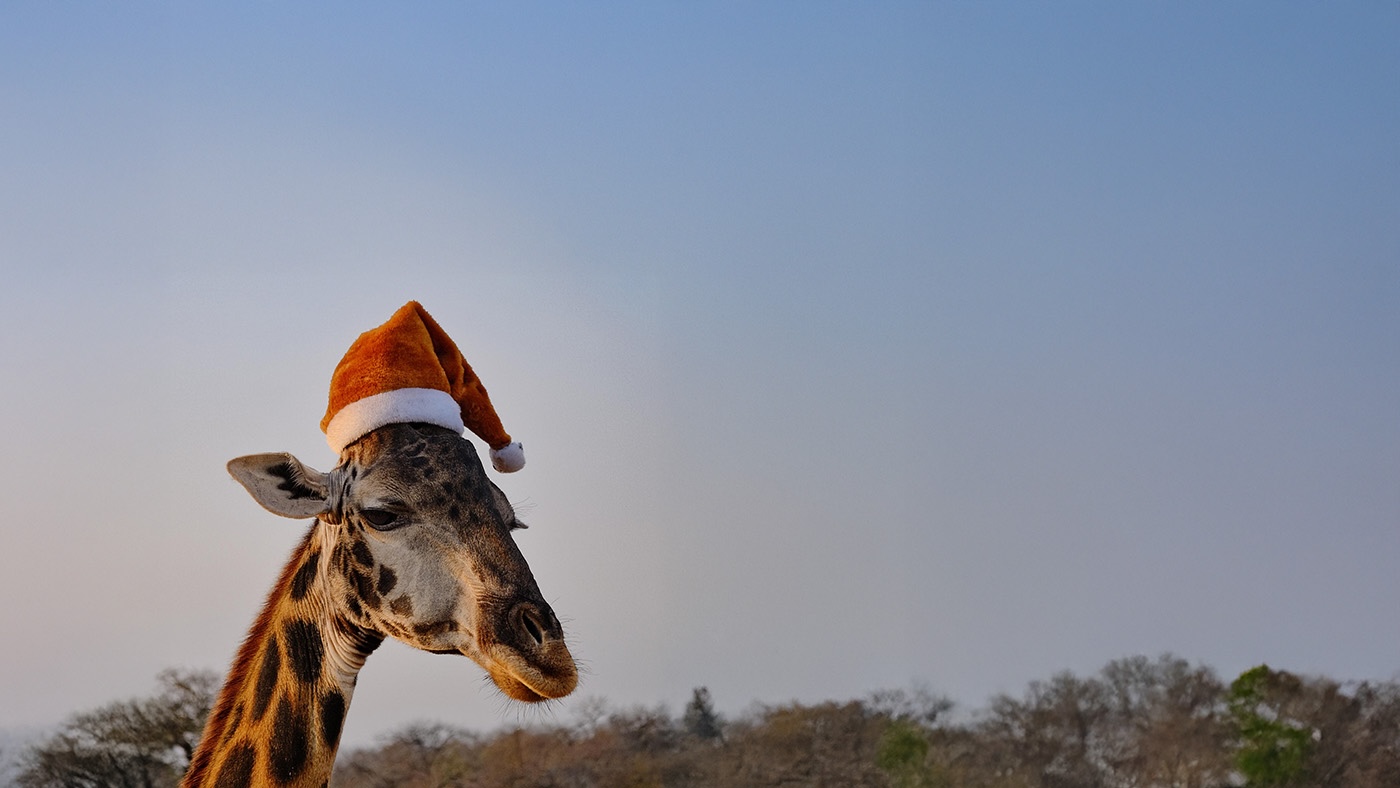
[227,453,330,519]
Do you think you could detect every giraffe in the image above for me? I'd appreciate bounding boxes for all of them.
[181,421,577,787]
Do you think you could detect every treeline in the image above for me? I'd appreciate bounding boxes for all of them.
[11,655,1400,787]
[332,655,1400,788]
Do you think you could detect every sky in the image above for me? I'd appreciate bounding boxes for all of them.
[1,2,1397,752]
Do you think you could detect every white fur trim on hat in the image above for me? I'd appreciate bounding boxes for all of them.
[324,387,465,453]
[490,441,526,473]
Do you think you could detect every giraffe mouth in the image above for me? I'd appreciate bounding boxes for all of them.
[484,640,578,702]
[432,642,576,701]
[491,671,550,703]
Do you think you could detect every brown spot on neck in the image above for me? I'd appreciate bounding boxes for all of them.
[184,526,350,788]
[185,527,319,786]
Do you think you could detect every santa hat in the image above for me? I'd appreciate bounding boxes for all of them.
[320,301,526,472]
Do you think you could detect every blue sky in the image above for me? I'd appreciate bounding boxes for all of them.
[1,2,1396,748]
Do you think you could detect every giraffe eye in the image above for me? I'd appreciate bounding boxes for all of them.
[361,509,400,530]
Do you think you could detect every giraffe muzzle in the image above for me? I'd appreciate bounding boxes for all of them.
[481,600,577,702]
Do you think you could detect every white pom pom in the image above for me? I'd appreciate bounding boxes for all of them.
[490,441,526,473]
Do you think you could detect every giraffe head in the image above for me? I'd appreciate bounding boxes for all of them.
[227,422,577,703]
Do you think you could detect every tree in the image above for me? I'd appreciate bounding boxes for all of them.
[1344,680,1400,787]
[18,669,218,788]
[1228,665,1315,787]
[1227,664,1400,788]
[722,700,889,788]
[876,720,933,788]
[333,722,479,788]
[869,684,954,788]
[868,684,954,729]
[980,670,1115,788]
[1099,654,1231,788]
[682,687,724,743]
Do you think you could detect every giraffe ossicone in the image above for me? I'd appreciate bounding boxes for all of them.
[183,304,575,788]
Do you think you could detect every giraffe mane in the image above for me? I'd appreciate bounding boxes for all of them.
[183,524,318,785]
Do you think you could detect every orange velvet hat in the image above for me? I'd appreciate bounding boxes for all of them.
[320,301,525,472]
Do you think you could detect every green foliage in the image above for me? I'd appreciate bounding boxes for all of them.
[875,720,932,788]
[1228,665,1313,787]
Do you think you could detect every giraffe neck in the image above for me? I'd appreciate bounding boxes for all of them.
[183,522,383,788]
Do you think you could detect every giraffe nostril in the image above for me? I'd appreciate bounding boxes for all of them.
[521,608,544,647]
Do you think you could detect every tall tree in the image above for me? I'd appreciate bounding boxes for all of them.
[1228,665,1314,787]
[1099,654,1231,788]
[683,687,725,742]
[17,669,218,788]
[980,670,1114,788]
